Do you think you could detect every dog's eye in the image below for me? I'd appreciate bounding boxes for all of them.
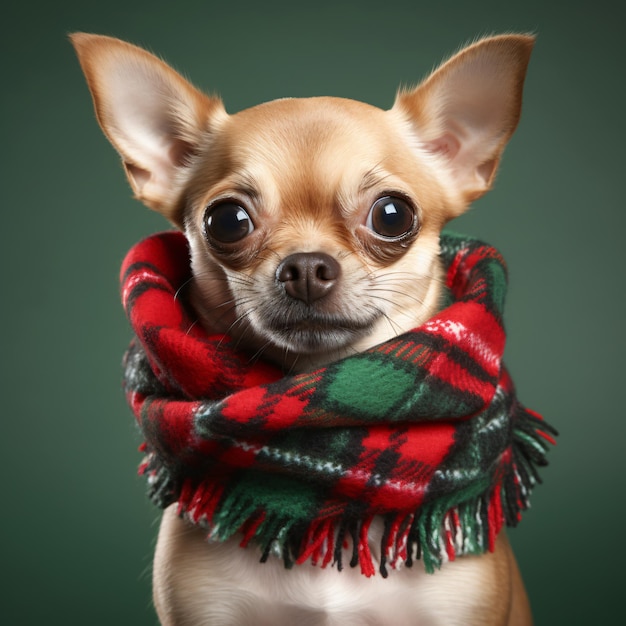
[204,202,254,243]
[366,196,416,239]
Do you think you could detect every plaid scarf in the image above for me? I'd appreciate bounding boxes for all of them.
[121,230,556,576]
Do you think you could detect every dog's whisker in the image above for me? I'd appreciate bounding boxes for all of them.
[379,311,407,337]
[174,275,195,301]
[368,270,448,287]
[184,318,201,335]
[366,288,427,309]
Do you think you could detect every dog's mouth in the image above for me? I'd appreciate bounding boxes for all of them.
[259,304,381,354]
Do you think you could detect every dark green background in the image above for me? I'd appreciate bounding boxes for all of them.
[2,0,623,624]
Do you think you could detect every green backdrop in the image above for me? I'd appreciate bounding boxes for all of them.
[2,0,623,624]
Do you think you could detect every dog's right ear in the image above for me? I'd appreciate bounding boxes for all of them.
[70,33,227,225]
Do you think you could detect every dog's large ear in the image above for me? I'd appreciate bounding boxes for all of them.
[393,35,534,208]
[71,33,227,224]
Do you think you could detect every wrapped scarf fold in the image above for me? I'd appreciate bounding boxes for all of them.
[121,230,557,576]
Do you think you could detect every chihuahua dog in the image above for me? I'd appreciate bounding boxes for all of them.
[73,32,535,625]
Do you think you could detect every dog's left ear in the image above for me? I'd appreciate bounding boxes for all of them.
[393,34,534,208]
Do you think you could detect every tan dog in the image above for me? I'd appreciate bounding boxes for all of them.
[72,32,535,625]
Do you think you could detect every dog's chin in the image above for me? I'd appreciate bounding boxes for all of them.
[265,325,370,355]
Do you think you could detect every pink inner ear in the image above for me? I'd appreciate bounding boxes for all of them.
[423,134,461,161]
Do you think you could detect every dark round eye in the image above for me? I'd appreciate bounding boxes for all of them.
[366,196,416,239]
[204,202,254,243]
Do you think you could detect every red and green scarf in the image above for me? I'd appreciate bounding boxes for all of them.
[121,231,556,576]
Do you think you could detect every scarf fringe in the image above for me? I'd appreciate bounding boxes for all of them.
[139,405,556,577]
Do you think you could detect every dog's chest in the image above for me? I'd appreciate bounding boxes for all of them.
[154,507,490,625]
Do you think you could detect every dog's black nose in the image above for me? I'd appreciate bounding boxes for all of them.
[276,252,340,304]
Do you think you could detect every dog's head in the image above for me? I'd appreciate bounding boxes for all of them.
[72,33,533,369]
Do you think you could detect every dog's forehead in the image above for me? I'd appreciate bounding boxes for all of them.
[228,98,399,163]
[216,97,414,201]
